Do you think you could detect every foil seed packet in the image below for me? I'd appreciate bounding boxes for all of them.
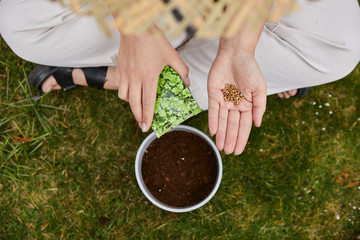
[151,66,202,137]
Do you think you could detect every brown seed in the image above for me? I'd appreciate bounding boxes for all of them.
[221,84,244,106]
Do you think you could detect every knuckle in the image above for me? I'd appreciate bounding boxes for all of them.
[142,98,155,108]
[240,122,252,129]
[128,96,140,106]
[219,114,227,122]
[126,66,137,76]
[228,118,239,126]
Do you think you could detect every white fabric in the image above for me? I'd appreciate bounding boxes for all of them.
[1,0,359,110]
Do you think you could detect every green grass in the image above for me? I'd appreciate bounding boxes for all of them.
[1,36,360,239]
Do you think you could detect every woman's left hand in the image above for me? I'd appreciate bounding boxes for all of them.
[207,51,267,155]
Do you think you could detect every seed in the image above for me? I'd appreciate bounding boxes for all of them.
[221,84,244,106]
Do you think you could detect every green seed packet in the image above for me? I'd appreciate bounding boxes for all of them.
[151,66,202,137]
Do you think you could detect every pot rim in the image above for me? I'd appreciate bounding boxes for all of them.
[135,125,222,213]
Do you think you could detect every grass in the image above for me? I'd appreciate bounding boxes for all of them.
[1,36,360,239]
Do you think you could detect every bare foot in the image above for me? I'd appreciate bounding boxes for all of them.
[277,89,298,99]
[41,76,62,93]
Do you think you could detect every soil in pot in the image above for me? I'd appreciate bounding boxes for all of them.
[142,130,218,207]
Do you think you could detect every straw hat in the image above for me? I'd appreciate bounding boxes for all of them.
[56,0,298,38]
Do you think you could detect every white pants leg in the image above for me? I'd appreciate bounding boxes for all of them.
[178,0,360,109]
[1,0,359,110]
[0,0,186,66]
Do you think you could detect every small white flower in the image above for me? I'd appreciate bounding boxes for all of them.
[306,189,312,194]
[336,215,340,220]
[328,94,332,97]
[302,121,305,124]
[324,209,328,213]
[358,186,360,190]
[353,206,357,210]
[322,127,326,131]
[319,105,323,108]
[313,102,317,105]
[325,103,330,107]
[358,118,360,121]
[260,149,263,152]
[329,111,333,115]
[315,112,319,115]
[181,157,185,161]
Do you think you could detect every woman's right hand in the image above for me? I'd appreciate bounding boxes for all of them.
[116,30,189,132]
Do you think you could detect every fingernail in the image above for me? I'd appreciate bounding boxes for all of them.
[138,123,147,132]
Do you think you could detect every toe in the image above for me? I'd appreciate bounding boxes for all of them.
[289,89,298,97]
[284,91,291,98]
[42,76,60,93]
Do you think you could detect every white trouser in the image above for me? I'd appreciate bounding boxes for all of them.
[1,0,359,110]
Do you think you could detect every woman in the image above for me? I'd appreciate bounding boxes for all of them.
[1,0,359,155]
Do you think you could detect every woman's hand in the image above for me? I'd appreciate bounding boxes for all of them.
[116,30,189,132]
[208,50,267,155]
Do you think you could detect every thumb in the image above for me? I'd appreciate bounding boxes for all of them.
[252,87,267,127]
[168,56,190,87]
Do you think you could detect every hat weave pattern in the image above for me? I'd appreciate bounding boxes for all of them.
[56,0,298,38]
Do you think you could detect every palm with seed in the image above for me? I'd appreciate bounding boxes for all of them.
[207,53,267,155]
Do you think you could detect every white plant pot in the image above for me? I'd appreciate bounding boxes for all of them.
[135,125,222,213]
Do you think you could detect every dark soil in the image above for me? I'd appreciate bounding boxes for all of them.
[141,130,218,207]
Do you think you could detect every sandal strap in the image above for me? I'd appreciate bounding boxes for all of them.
[82,67,108,89]
[51,67,77,91]
[28,65,53,91]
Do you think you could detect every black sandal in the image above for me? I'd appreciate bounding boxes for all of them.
[291,87,312,98]
[28,65,108,92]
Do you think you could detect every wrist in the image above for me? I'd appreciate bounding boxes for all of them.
[218,37,256,57]
[217,45,255,62]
